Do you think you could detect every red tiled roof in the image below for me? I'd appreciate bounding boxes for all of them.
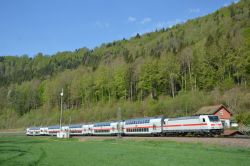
[195,104,232,115]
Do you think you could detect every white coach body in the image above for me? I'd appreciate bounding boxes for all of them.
[124,116,164,136]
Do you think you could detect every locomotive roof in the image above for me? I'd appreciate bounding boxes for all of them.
[125,116,165,122]
[168,116,200,121]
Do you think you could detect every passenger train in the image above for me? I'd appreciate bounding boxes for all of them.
[26,115,223,137]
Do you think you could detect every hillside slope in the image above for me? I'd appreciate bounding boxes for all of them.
[0,0,250,128]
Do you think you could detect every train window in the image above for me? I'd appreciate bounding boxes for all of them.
[208,116,219,122]
[203,118,205,122]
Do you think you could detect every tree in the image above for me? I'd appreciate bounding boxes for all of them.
[160,55,180,98]
[138,59,160,99]
[180,47,193,91]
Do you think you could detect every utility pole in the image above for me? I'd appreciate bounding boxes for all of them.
[117,107,122,138]
[60,88,63,130]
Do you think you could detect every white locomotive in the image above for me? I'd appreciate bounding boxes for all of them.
[163,115,223,136]
[26,115,223,137]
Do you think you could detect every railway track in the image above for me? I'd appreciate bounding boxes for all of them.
[74,135,250,148]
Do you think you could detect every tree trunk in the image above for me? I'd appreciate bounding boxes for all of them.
[184,72,187,92]
[130,81,133,101]
[170,75,175,98]
[108,88,111,103]
[188,64,193,91]
[194,76,197,91]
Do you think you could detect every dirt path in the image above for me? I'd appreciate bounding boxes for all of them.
[77,136,250,148]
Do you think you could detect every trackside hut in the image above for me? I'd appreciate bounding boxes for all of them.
[195,105,233,128]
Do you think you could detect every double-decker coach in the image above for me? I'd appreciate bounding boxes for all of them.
[124,116,164,136]
[93,122,112,135]
[92,121,124,136]
[69,124,84,136]
[48,125,60,136]
[26,127,40,136]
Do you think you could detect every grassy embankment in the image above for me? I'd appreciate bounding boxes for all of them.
[0,135,250,166]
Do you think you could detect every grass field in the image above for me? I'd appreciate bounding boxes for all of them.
[0,136,250,166]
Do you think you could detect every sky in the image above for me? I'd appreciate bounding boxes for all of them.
[0,0,239,57]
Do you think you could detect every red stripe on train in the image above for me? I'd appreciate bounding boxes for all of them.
[165,123,207,127]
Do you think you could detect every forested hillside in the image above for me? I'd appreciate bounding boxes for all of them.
[0,0,250,129]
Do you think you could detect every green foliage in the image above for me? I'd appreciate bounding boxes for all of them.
[236,112,250,125]
[1,0,250,127]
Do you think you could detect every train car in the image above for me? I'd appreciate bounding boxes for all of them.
[69,124,84,136]
[40,127,48,136]
[163,115,223,136]
[92,122,112,136]
[48,125,60,136]
[124,116,164,136]
[26,127,41,136]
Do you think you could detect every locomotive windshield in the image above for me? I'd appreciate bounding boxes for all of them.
[208,116,219,122]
